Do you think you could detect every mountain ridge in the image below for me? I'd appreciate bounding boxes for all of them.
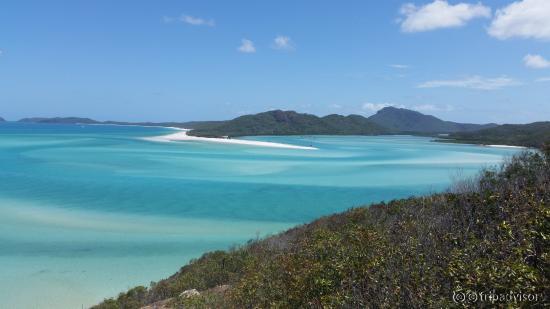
[188,108,498,137]
[367,106,497,133]
[188,110,390,137]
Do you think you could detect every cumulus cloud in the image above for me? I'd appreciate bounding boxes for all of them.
[418,76,520,90]
[523,54,550,69]
[272,35,294,50]
[162,14,215,27]
[399,0,491,32]
[237,39,256,53]
[362,102,405,112]
[488,0,550,40]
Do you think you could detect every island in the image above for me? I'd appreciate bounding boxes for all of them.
[16,107,550,148]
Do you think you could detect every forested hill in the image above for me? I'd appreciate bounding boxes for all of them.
[187,108,498,137]
[95,148,550,308]
[445,121,550,148]
[188,110,389,137]
[367,106,497,133]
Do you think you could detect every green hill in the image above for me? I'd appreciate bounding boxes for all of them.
[445,122,550,148]
[188,110,390,137]
[367,106,496,133]
[94,148,550,308]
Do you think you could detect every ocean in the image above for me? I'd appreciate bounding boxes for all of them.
[0,122,520,308]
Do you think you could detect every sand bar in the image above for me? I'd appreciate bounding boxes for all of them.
[144,130,318,150]
[485,144,526,149]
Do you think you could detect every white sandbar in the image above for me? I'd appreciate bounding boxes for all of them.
[485,144,526,149]
[144,130,318,150]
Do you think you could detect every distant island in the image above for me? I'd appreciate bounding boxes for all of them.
[0,116,5,122]
[16,116,217,129]
[186,107,497,137]
[11,107,550,148]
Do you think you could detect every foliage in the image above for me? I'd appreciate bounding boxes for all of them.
[94,150,550,308]
[187,110,390,137]
[446,121,550,148]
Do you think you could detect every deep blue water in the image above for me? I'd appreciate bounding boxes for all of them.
[0,122,520,308]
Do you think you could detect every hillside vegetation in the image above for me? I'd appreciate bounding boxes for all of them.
[187,110,390,137]
[445,122,550,148]
[95,147,550,308]
[188,108,498,137]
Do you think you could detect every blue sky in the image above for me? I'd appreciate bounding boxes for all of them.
[0,0,549,123]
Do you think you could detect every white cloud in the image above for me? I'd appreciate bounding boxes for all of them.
[523,54,550,69]
[412,104,454,112]
[418,76,520,90]
[399,0,491,32]
[390,64,409,69]
[329,104,342,109]
[362,102,404,112]
[272,35,294,50]
[237,39,256,53]
[536,77,550,82]
[180,14,215,27]
[162,14,215,26]
[488,0,550,40]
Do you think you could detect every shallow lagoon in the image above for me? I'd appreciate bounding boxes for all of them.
[0,123,520,308]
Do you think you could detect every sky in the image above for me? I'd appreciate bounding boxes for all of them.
[0,0,549,124]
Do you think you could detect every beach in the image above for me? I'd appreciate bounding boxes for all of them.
[144,129,318,150]
[486,144,527,149]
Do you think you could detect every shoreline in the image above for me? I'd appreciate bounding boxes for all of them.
[143,130,318,150]
[434,138,529,149]
[12,122,531,150]
[485,144,527,149]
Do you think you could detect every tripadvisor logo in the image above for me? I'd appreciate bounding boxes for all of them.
[452,290,544,304]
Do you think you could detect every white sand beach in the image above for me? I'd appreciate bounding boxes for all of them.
[144,129,318,150]
[486,145,527,149]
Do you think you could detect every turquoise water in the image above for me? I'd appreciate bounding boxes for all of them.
[0,123,520,308]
